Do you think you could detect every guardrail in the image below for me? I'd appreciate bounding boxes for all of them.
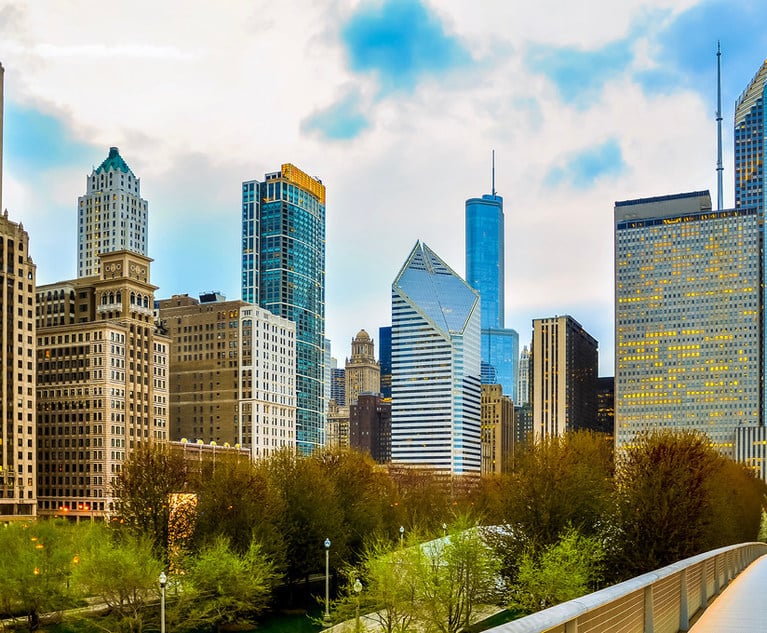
[487,542,767,633]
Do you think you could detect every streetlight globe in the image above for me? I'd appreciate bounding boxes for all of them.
[354,578,362,594]
[399,526,404,535]
[324,538,331,549]
[159,571,167,587]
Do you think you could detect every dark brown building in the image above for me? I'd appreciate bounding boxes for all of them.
[349,393,390,463]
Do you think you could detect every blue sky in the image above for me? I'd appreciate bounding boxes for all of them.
[1,0,767,374]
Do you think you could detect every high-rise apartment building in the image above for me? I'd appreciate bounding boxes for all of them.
[466,187,519,400]
[77,147,148,277]
[36,250,169,519]
[157,294,296,459]
[391,242,481,474]
[480,384,514,475]
[345,329,380,406]
[330,365,346,407]
[242,164,326,454]
[614,191,760,453]
[734,59,767,213]
[0,211,37,518]
[532,315,598,439]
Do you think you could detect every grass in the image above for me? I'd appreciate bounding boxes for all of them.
[464,608,524,632]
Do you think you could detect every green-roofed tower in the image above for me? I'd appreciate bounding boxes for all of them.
[77,147,148,277]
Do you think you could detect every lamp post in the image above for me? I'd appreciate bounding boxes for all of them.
[159,571,167,633]
[399,525,404,548]
[353,578,363,633]
[324,538,331,620]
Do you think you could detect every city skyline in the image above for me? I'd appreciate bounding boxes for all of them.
[2,2,767,374]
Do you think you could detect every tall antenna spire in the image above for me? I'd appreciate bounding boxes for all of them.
[716,41,724,210]
[491,149,496,197]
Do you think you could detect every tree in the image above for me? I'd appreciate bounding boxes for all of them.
[258,448,344,584]
[73,525,163,633]
[173,536,278,632]
[509,527,604,612]
[0,521,80,630]
[193,452,284,561]
[112,442,190,558]
[413,522,501,633]
[609,429,766,580]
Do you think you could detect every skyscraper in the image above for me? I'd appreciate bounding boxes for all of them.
[517,344,531,405]
[614,191,760,454]
[379,326,392,402]
[242,164,326,453]
[734,59,767,213]
[465,176,519,400]
[532,315,598,439]
[391,242,481,474]
[77,147,148,277]
[345,329,380,406]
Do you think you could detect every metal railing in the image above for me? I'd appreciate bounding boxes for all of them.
[487,542,767,633]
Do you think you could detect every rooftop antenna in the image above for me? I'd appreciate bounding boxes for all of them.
[716,41,723,210]
[491,149,496,197]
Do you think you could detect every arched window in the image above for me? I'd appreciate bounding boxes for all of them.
[143,295,149,308]
[130,292,136,305]
[101,294,108,305]
[116,291,122,304]
[109,292,114,304]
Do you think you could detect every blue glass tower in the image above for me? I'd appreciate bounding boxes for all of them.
[466,185,519,400]
[391,242,481,474]
[378,326,392,401]
[242,164,326,454]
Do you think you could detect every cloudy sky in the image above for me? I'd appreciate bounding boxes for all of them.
[1,0,766,374]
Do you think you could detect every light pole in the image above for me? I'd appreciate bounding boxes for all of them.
[159,571,167,633]
[353,578,363,633]
[442,522,447,537]
[399,525,404,548]
[324,538,331,620]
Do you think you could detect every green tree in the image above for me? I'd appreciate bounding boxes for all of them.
[112,442,190,558]
[73,525,163,633]
[413,523,501,633]
[0,521,80,630]
[509,528,604,612]
[174,536,278,632]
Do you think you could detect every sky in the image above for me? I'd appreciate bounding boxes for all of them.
[1,0,767,376]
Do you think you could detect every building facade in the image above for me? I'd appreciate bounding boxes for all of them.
[532,315,598,439]
[157,294,296,459]
[379,326,392,402]
[0,211,37,518]
[517,344,531,405]
[242,164,326,454]
[350,393,391,464]
[391,242,481,474]
[614,191,760,454]
[330,365,346,407]
[77,147,148,278]
[36,250,169,519]
[345,329,380,406]
[480,384,514,475]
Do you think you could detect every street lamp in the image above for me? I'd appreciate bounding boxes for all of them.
[353,578,363,633]
[159,571,167,633]
[324,538,331,620]
[399,525,404,548]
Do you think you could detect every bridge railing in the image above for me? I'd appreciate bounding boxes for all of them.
[487,542,767,633]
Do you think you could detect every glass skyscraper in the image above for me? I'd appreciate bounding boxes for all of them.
[465,192,519,400]
[391,242,481,474]
[242,164,326,454]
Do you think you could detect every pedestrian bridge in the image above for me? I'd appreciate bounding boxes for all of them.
[486,542,767,633]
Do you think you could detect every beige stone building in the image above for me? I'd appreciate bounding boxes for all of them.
[345,330,380,406]
[0,210,37,518]
[480,384,514,475]
[36,250,169,519]
[157,294,296,459]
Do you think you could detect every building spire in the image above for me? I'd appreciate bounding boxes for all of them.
[491,149,496,197]
[716,41,724,210]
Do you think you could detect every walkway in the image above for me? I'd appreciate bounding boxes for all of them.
[689,553,767,632]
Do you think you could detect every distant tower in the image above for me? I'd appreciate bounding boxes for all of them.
[465,153,519,399]
[345,329,380,406]
[78,147,148,277]
[517,345,531,405]
[391,242,481,474]
[241,164,326,454]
